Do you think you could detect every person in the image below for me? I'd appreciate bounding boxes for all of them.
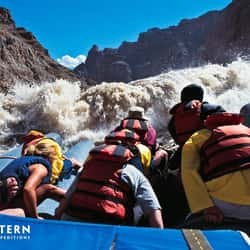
[0,142,65,218]
[167,84,226,170]
[114,106,157,152]
[168,84,226,149]
[114,106,168,172]
[162,84,226,226]
[55,141,164,228]
[181,112,250,225]
[21,130,81,184]
[240,103,250,128]
[104,129,152,176]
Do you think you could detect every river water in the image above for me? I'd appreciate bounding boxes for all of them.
[0,59,249,152]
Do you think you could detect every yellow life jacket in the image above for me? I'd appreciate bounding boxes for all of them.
[136,143,152,176]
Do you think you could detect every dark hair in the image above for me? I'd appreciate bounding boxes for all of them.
[181,84,204,103]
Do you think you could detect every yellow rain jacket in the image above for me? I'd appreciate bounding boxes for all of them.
[181,128,250,214]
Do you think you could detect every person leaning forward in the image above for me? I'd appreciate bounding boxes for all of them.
[181,112,250,225]
[21,130,81,184]
[55,142,164,228]
[0,142,65,218]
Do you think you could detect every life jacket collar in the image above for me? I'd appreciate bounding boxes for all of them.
[204,112,243,129]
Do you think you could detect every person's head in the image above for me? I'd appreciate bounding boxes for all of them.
[24,142,56,162]
[240,103,250,128]
[181,84,204,103]
[22,130,44,144]
[127,106,148,121]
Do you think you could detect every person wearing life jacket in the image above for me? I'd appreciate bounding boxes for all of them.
[104,129,152,176]
[55,142,164,228]
[114,106,157,152]
[21,130,81,184]
[168,84,225,170]
[168,84,226,147]
[114,107,168,173]
[0,142,65,218]
[181,112,250,225]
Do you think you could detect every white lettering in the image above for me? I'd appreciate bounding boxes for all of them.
[14,225,20,234]
[22,225,30,234]
[0,225,5,234]
[6,225,12,234]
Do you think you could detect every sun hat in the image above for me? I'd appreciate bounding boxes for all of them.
[127,106,148,120]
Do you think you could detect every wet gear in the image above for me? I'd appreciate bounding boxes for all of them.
[66,144,134,225]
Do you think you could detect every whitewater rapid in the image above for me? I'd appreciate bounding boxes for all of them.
[0,59,249,152]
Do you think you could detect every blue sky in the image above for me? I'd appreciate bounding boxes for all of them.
[1,0,232,68]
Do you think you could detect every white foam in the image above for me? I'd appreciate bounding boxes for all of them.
[1,59,250,150]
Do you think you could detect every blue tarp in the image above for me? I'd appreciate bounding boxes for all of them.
[0,137,249,249]
[0,214,249,250]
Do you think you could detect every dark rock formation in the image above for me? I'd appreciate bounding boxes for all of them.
[0,8,81,92]
[75,0,250,83]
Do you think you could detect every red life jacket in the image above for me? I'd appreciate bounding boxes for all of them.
[66,144,135,225]
[204,112,244,129]
[105,130,140,145]
[172,100,204,146]
[200,113,250,181]
[120,118,148,143]
[21,136,45,155]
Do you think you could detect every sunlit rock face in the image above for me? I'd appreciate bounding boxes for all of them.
[76,0,250,83]
[0,8,81,92]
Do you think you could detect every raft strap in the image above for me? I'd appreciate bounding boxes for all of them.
[182,229,212,250]
[0,156,17,160]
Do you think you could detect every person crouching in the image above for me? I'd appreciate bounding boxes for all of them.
[55,141,164,228]
[0,142,65,218]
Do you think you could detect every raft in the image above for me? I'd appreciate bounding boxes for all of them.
[0,214,249,250]
[0,134,249,249]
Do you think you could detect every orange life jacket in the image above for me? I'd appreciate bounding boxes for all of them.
[173,100,204,146]
[200,113,250,181]
[105,130,140,145]
[66,144,135,225]
[120,118,148,143]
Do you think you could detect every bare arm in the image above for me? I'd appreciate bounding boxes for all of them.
[23,164,48,218]
[148,209,164,229]
[54,172,81,219]
[54,197,70,219]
